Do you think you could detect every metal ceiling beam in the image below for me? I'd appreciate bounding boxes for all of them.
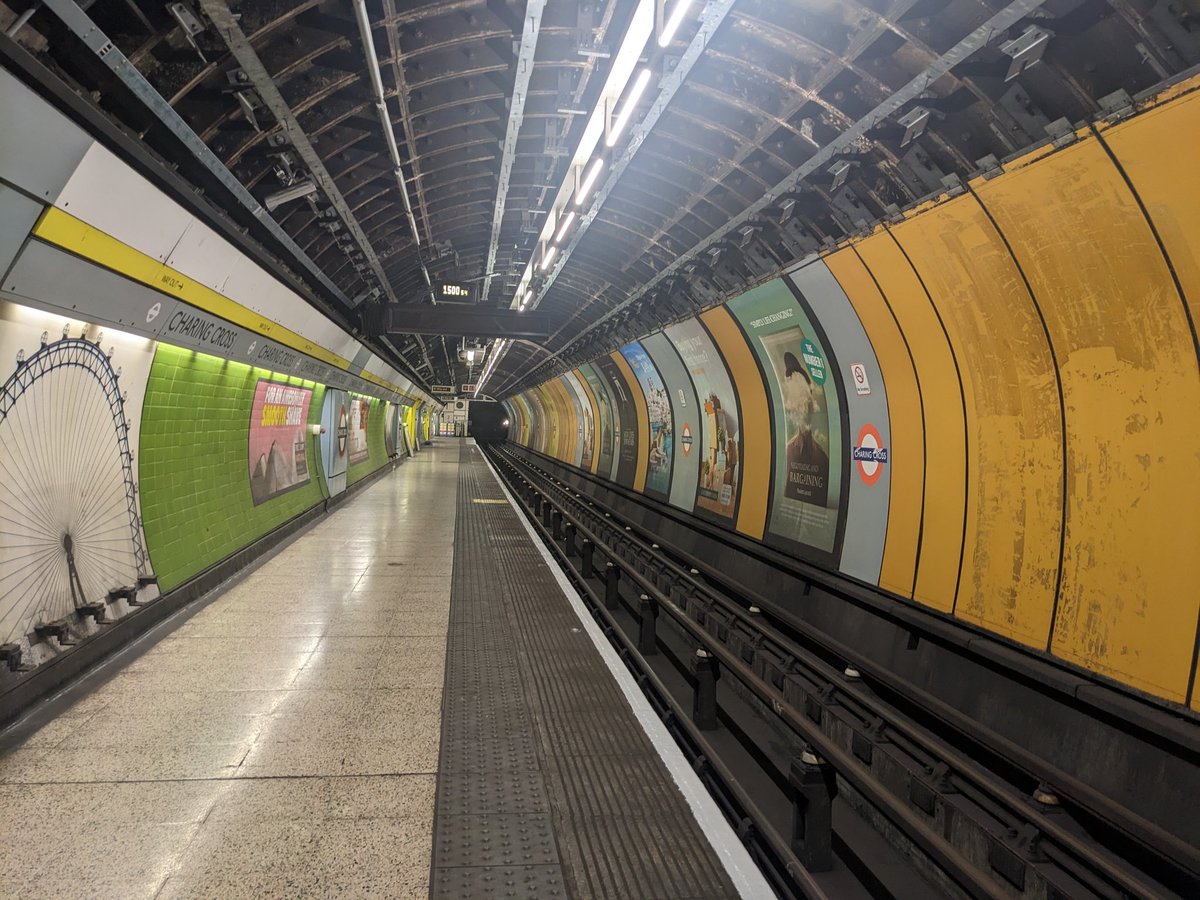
[480,0,546,304]
[38,0,355,309]
[381,0,435,247]
[500,0,1052,396]
[522,0,738,314]
[479,0,737,396]
[378,307,551,340]
[199,0,397,300]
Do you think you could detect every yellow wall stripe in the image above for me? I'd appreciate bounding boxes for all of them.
[32,206,419,402]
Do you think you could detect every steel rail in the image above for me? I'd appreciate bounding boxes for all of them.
[495,443,1196,898]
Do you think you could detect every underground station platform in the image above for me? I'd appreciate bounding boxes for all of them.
[0,441,771,899]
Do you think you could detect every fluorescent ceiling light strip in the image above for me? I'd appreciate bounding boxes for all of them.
[605,67,654,148]
[555,211,577,243]
[506,0,655,312]
[540,245,558,271]
[659,0,695,46]
[576,159,605,204]
[514,0,1052,392]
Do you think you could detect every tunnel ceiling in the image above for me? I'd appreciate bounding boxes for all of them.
[6,0,1198,394]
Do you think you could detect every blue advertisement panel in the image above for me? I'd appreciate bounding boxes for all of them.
[641,332,701,512]
[619,341,673,500]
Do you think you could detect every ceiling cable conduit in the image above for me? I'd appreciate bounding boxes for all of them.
[199,0,398,301]
[351,0,423,258]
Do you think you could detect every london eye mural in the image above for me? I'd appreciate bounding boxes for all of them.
[0,329,150,660]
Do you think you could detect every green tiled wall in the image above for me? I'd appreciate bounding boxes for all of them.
[139,345,328,592]
[347,395,389,486]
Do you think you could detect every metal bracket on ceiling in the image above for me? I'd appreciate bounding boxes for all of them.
[1000,25,1053,81]
[1098,88,1136,124]
[939,173,966,198]
[167,2,208,63]
[828,159,855,192]
[896,106,931,147]
[223,69,262,132]
[975,154,1004,180]
[1043,116,1077,147]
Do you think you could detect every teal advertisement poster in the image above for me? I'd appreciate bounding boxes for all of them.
[580,363,616,478]
[729,280,843,553]
[620,342,673,499]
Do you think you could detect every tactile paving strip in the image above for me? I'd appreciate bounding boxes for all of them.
[430,442,739,899]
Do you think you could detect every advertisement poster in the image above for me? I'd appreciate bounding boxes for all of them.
[729,280,843,553]
[665,319,740,520]
[620,342,673,499]
[564,372,593,469]
[249,379,313,505]
[594,355,638,488]
[641,332,701,512]
[384,403,398,457]
[581,364,616,478]
[348,396,371,465]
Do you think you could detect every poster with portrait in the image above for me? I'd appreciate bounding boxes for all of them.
[348,396,371,465]
[620,342,673,499]
[249,379,313,505]
[580,363,616,479]
[729,280,843,554]
[665,318,740,521]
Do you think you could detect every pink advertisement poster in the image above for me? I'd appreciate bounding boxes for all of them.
[349,397,371,465]
[248,380,313,505]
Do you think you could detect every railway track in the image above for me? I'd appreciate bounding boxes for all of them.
[485,443,1198,900]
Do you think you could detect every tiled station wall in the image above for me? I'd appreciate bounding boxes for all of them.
[140,346,326,592]
[508,76,1200,711]
[0,62,433,684]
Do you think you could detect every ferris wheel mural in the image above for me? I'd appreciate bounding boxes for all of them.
[0,327,151,662]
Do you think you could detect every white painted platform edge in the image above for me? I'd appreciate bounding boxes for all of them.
[479,446,777,900]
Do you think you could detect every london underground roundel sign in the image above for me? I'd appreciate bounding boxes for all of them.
[338,405,349,457]
[853,424,888,486]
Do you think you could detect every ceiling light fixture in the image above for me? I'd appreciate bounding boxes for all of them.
[576,158,605,204]
[658,0,695,47]
[605,67,654,148]
[555,211,577,243]
[540,245,557,271]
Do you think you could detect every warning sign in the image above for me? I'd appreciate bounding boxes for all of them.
[850,363,871,396]
[853,424,887,486]
[681,422,694,457]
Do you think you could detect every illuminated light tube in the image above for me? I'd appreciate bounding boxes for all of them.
[658,0,694,47]
[605,67,654,148]
[576,158,605,204]
[540,245,557,271]
[524,289,534,305]
[554,211,577,243]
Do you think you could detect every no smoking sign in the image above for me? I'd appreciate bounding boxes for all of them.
[850,362,871,395]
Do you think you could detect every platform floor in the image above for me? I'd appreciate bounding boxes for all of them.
[0,440,753,899]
